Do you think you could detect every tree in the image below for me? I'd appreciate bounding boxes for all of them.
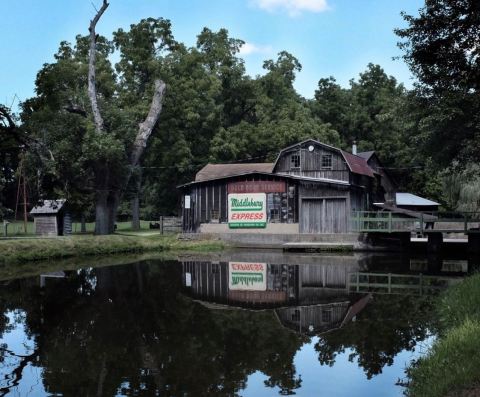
[396,0,480,167]
[22,4,173,234]
[86,2,166,234]
[209,51,340,162]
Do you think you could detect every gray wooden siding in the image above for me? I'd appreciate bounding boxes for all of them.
[275,143,349,181]
[350,189,366,212]
[34,216,58,236]
[300,198,347,233]
[185,176,296,231]
[298,183,350,233]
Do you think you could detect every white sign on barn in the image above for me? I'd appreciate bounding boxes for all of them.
[228,262,267,291]
[227,193,266,228]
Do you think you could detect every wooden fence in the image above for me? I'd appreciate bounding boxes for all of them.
[159,216,182,234]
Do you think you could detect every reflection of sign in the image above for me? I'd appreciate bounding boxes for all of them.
[229,262,267,291]
[228,193,266,228]
[228,181,286,194]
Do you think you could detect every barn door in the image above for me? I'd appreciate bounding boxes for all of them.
[301,198,347,233]
[301,199,323,233]
[324,198,347,233]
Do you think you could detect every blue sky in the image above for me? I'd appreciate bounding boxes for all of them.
[1,0,424,109]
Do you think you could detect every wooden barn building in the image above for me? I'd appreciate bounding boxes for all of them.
[30,199,72,236]
[179,139,395,234]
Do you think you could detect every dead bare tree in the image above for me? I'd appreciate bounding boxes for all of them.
[87,0,166,234]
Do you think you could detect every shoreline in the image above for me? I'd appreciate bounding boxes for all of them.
[0,234,225,264]
[405,273,480,397]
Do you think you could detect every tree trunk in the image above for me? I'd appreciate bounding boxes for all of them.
[95,190,110,235]
[131,168,142,230]
[95,190,120,235]
[131,196,140,230]
[80,214,87,233]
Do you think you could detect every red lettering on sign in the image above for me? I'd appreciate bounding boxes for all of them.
[228,180,286,194]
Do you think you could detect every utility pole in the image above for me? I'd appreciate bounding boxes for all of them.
[14,155,28,234]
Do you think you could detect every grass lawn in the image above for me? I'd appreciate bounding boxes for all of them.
[3,220,165,237]
[0,233,224,263]
[406,273,480,397]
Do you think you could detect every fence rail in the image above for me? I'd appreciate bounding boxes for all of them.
[348,272,461,295]
[159,216,182,234]
[351,211,480,233]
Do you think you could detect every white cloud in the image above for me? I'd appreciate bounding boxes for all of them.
[251,0,330,16]
[239,42,273,56]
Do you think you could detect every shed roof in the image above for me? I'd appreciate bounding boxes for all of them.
[396,193,439,206]
[30,199,66,215]
[340,151,375,177]
[195,163,274,182]
[356,151,375,161]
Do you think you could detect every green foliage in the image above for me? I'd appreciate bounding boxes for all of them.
[437,273,480,331]
[405,274,480,396]
[440,163,480,211]
[406,319,480,397]
[395,0,480,185]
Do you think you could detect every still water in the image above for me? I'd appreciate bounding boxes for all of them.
[0,251,471,397]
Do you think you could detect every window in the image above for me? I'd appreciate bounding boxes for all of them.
[321,154,332,169]
[292,309,301,322]
[291,154,300,169]
[322,309,332,323]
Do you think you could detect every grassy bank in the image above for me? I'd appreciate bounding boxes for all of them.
[406,273,480,397]
[3,220,170,237]
[0,234,225,263]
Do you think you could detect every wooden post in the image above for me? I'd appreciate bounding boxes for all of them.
[160,216,164,235]
[388,212,392,233]
[23,174,27,234]
[427,232,443,253]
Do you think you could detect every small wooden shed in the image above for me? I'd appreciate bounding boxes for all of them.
[30,199,71,236]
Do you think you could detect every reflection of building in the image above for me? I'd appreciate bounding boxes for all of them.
[181,254,372,334]
[276,294,372,335]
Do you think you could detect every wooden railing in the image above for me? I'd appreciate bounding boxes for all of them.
[348,272,461,295]
[350,211,416,233]
[350,211,480,233]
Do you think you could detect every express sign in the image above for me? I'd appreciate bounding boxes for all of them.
[229,262,267,291]
[228,193,266,228]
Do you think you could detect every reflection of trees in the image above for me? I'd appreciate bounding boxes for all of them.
[314,294,435,379]
[0,261,305,396]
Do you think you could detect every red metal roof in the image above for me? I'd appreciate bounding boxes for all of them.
[195,163,274,182]
[340,151,375,178]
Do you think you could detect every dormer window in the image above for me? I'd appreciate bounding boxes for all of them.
[321,154,332,169]
[291,154,300,169]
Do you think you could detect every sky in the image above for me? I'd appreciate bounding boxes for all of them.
[1,0,424,110]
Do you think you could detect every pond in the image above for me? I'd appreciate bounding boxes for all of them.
[0,251,472,396]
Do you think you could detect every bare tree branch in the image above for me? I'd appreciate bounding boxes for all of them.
[63,102,87,117]
[0,347,39,397]
[130,79,166,166]
[87,0,109,133]
[0,105,16,130]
